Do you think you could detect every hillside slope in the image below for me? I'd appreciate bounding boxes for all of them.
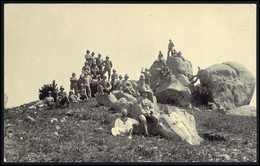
[4,99,257,162]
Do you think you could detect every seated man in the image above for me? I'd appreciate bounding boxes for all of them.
[136,90,159,136]
[113,74,123,90]
[44,91,55,109]
[57,86,70,108]
[68,90,78,103]
[122,74,137,96]
[96,76,112,95]
[111,108,139,139]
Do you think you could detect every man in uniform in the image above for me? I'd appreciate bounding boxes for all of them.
[102,56,113,81]
[141,68,152,85]
[82,73,92,98]
[68,90,78,103]
[97,75,112,95]
[111,69,119,90]
[113,74,123,90]
[96,53,103,74]
[79,82,88,101]
[70,73,78,95]
[137,89,159,136]
[167,39,175,57]
[57,86,70,108]
[91,61,100,80]
[122,74,136,96]
[85,50,91,63]
[45,91,55,109]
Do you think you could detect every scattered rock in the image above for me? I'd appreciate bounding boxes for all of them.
[50,118,58,123]
[201,130,227,142]
[26,115,36,122]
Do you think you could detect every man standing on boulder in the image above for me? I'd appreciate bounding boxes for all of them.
[167,39,175,57]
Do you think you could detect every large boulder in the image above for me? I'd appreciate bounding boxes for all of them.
[154,75,191,107]
[166,55,193,79]
[157,105,203,145]
[198,62,256,110]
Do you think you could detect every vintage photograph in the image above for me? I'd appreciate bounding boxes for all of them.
[4,4,257,162]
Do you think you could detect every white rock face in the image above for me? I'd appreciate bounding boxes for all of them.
[158,105,203,145]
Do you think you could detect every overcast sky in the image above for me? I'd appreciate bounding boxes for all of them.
[4,4,256,108]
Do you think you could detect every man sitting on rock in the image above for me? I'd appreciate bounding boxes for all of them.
[68,90,78,103]
[97,75,112,95]
[136,89,159,136]
[57,86,70,108]
[45,91,56,109]
[111,108,139,139]
[122,74,137,96]
[137,74,153,98]
[113,74,123,90]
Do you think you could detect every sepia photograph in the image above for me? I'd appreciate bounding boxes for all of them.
[3,3,257,162]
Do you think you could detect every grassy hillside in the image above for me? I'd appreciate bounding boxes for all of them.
[4,99,257,162]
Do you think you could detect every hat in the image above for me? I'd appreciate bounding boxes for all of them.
[139,74,145,80]
[124,74,129,79]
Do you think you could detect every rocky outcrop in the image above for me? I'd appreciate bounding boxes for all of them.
[167,55,193,79]
[154,75,191,107]
[198,62,255,110]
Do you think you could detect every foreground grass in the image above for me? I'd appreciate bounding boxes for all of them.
[4,99,257,162]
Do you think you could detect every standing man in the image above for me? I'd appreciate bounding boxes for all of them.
[82,73,92,98]
[96,53,103,74]
[102,56,113,81]
[167,39,175,57]
[85,50,91,63]
[141,68,152,86]
[111,69,119,90]
[70,73,78,95]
